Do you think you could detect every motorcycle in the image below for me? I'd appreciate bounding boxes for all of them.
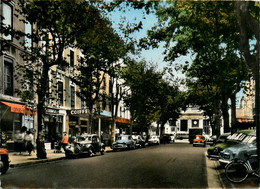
[0,148,9,175]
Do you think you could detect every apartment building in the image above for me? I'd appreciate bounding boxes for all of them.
[0,0,131,150]
[0,0,36,148]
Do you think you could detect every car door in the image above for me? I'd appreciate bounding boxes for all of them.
[92,135,100,151]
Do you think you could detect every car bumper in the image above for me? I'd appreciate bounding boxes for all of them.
[193,142,205,145]
[219,158,231,165]
[112,144,128,149]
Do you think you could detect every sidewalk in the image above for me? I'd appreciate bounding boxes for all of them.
[9,147,113,168]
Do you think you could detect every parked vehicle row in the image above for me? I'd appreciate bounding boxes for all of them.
[206,130,257,183]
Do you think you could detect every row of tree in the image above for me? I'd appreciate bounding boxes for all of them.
[134,1,259,137]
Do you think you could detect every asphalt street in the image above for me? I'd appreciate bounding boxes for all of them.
[1,143,207,188]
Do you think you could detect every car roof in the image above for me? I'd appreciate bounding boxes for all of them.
[236,130,255,135]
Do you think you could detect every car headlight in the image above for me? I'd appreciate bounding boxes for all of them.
[214,147,219,153]
[223,152,230,159]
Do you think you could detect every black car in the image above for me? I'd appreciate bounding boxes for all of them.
[132,135,146,148]
[65,134,105,158]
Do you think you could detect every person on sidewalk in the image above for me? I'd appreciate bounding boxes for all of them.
[25,131,34,156]
[61,133,68,151]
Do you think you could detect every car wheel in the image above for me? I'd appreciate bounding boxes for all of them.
[88,147,95,157]
[100,148,104,155]
[65,151,73,159]
[0,155,9,175]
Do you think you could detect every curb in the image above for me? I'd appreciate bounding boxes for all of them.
[10,157,65,168]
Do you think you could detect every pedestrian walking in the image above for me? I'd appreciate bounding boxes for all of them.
[15,130,25,154]
[25,130,34,155]
[61,133,68,151]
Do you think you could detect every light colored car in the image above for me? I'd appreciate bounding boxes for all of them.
[219,132,256,166]
[112,135,135,151]
[148,135,160,145]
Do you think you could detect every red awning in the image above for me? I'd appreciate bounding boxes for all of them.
[104,117,130,124]
[1,102,36,115]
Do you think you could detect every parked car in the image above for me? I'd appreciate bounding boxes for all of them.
[205,135,217,146]
[207,130,254,160]
[112,135,135,151]
[216,133,231,144]
[148,135,160,145]
[132,135,146,148]
[65,134,105,158]
[0,148,9,175]
[219,132,256,166]
[193,135,206,147]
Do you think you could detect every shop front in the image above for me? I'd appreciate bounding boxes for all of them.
[0,101,35,150]
[43,108,64,149]
[67,109,113,145]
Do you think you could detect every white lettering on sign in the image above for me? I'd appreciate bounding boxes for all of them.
[70,109,89,115]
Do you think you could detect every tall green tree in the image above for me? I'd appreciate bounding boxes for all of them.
[142,1,249,136]
[120,58,163,133]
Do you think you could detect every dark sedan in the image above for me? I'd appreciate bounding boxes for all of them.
[65,134,105,158]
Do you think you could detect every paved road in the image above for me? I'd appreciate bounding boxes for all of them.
[1,143,207,188]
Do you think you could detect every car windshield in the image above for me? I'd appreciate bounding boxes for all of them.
[118,136,129,140]
[77,137,86,142]
[132,136,138,140]
[242,135,256,144]
[196,136,204,139]
[228,133,246,142]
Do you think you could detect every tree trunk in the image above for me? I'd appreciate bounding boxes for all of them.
[221,94,230,133]
[36,100,47,159]
[230,93,237,134]
[110,120,115,144]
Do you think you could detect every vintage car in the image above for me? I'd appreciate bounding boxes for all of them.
[132,135,146,148]
[193,135,206,147]
[112,135,135,151]
[205,135,217,146]
[219,132,256,166]
[207,130,254,160]
[148,135,160,145]
[0,148,9,175]
[65,134,105,158]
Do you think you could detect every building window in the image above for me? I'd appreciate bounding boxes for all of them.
[25,21,32,49]
[70,50,74,67]
[70,86,75,109]
[192,120,199,127]
[2,2,12,40]
[180,120,188,131]
[203,120,210,135]
[3,58,13,96]
[57,81,63,106]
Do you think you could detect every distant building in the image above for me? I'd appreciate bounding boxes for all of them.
[236,79,255,130]
[175,105,211,138]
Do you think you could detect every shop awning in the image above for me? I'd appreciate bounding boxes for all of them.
[1,101,36,115]
[104,117,130,124]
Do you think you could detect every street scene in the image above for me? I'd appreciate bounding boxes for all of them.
[0,1,259,189]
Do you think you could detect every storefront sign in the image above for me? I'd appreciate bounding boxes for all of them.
[69,109,90,115]
[46,108,59,115]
